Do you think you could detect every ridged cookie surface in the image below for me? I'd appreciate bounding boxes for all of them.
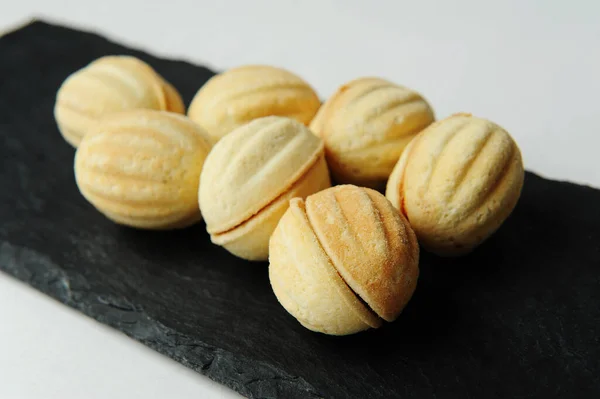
[269,185,419,335]
[188,65,321,142]
[269,198,382,335]
[306,185,419,322]
[74,110,212,229]
[55,56,184,147]
[309,77,434,188]
[386,113,524,255]
[199,116,325,235]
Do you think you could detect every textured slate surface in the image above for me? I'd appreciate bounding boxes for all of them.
[1,20,600,399]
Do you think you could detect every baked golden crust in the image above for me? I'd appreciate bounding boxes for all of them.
[386,113,524,255]
[309,77,434,188]
[188,65,321,142]
[199,116,331,261]
[305,185,419,322]
[269,198,382,335]
[74,110,212,229]
[55,56,184,147]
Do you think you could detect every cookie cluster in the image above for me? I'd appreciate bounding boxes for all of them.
[56,56,524,336]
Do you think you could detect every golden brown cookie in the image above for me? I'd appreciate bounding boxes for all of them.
[386,113,524,256]
[309,77,434,188]
[188,65,321,143]
[269,185,419,335]
[199,116,331,261]
[74,110,212,229]
[55,55,184,147]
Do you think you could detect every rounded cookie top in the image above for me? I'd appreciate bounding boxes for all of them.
[309,77,434,186]
[188,65,321,142]
[74,109,212,229]
[199,116,325,235]
[389,113,524,254]
[55,55,180,147]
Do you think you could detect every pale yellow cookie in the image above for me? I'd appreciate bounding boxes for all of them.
[386,113,525,256]
[74,110,212,229]
[269,185,419,335]
[55,55,184,147]
[199,116,331,261]
[309,77,434,189]
[188,65,321,143]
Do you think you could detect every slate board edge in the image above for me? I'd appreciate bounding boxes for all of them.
[0,19,323,399]
[0,241,323,399]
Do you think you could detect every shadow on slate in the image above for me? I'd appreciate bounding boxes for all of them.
[1,20,600,399]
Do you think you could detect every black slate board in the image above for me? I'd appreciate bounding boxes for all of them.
[1,20,600,399]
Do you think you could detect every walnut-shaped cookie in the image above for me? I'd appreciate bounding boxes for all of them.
[269,185,419,335]
[74,110,212,229]
[188,65,321,143]
[309,77,434,188]
[386,113,524,256]
[55,55,184,147]
[199,116,331,261]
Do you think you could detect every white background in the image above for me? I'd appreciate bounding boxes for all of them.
[1,1,599,398]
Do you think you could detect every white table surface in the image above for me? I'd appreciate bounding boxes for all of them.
[1,1,599,398]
